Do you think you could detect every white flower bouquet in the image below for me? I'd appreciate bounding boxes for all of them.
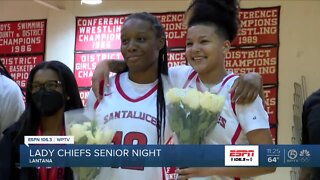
[64,108,115,180]
[166,88,225,144]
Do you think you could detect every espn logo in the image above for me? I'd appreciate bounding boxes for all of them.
[225,145,259,166]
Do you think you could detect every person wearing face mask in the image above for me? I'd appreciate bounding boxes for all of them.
[0,61,83,180]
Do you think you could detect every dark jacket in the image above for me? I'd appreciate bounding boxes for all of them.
[302,89,320,144]
[302,89,320,180]
[0,122,74,180]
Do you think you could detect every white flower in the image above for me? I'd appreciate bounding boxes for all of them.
[85,130,95,144]
[200,92,225,113]
[69,121,115,145]
[83,122,92,128]
[166,88,225,144]
[103,127,115,144]
[93,129,104,144]
[166,88,185,103]
[94,128,115,144]
[181,88,200,109]
[70,124,88,142]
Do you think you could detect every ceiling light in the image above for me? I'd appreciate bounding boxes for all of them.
[81,0,102,5]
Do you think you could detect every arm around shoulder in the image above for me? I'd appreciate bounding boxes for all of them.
[230,72,263,104]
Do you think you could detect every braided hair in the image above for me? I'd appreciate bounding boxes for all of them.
[124,12,168,144]
[186,0,240,41]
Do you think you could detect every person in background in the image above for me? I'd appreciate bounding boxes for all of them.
[300,89,320,180]
[0,60,83,180]
[174,0,275,179]
[0,61,25,139]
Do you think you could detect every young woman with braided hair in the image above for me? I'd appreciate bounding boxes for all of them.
[87,12,169,180]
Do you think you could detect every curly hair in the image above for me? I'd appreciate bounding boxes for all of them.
[186,0,240,41]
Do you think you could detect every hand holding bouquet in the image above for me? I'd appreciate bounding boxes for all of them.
[64,108,115,180]
[166,88,225,144]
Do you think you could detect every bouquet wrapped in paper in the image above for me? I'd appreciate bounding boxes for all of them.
[64,108,115,180]
[166,88,225,144]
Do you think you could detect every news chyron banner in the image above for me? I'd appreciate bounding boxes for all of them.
[0,19,46,89]
[74,7,280,141]
[20,144,318,168]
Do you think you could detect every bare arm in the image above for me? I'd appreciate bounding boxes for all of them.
[91,59,127,101]
[230,72,264,104]
[92,61,263,103]
[109,60,128,73]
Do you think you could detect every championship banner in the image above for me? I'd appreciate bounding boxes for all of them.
[74,52,123,87]
[75,12,187,52]
[270,125,277,145]
[0,19,46,55]
[264,86,278,125]
[75,7,279,52]
[167,50,187,68]
[232,6,280,47]
[74,50,187,87]
[0,55,44,88]
[154,12,187,49]
[225,47,278,85]
[263,86,278,144]
[75,15,125,51]
[20,144,319,167]
[79,88,90,106]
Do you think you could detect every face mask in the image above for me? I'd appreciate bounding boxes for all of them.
[32,89,65,116]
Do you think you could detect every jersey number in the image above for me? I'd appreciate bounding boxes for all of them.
[112,131,147,170]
